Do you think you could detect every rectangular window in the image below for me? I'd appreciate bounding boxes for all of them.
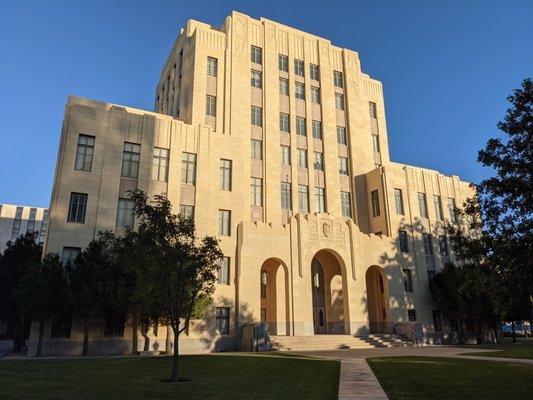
[314,152,324,171]
[295,82,305,100]
[337,126,347,145]
[75,134,95,172]
[448,198,457,223]
[216,307,230,334]
[423,233,435,272]
[38,210,49,244]
[371,190,380,217]
[26,208,37,233]
[61,246,80,266]
[251,178,263,206]
[207,57,218,77]
[433,310,443,332]
[333,71,343,88]
[311,86,320,104]
[315,187,326,213]
[339,157,349,175]
[179,204,194,220]
[251,139,262,160]
[439,235,449,257]
[372,135,380,153]
[279,78,289,95]
[408,310,417,322]
[152,147,169,182]
[403,269,413,293]
[121,142,141,178]
[394,189,404,215]
[104,316,125,337]
[181,152,197,185]
[251,69,262,88]
[297,148,308,168]
[280,113,290,133]
[296,117,306,136]
[251,106,263,127]
[10,206,23,241]
[369,102,377,119]
[335,93,345,110]
[218,210,231,236]
[116,198,134,228]
[433,195,443,220]
[220,159,232,191]
[341,191,351,218]
[418,193,428,219]
[281,182,292,210]
[281,145,291,165]
[218,257,230,285]
[251,46,262,64]
[399,230,409,252]
[278,54,288,72]
[310,64,319,80]
[312,120,322,139]
[67,193,87,223]
[294,59,304,76]
[206,95,216,117]
[298,185,309,213]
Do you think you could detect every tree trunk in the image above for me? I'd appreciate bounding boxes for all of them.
[12,318,22,353]
[82,316,89,356]
[165,324,172,354]
[458,318,465,345]
[131,308,138,355]
[476,319,483,345]
[36,320,44,357]
[170,331,179,383]
[511,321,517,343]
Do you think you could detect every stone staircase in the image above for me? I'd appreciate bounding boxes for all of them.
[270,334,411,351]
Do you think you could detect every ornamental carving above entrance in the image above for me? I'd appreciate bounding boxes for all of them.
[307,219,347,250]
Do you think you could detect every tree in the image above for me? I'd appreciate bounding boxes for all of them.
[476,78,533,326]
[0,233,42,352]
[18,254,71,356]
[128,190,222,382]
[69,232,125,356]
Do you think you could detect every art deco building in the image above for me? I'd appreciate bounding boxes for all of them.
[31,11,473,355]
[0,204,48,252]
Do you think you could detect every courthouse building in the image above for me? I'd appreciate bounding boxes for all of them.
[31,11,473,355]
[0,204,48,252]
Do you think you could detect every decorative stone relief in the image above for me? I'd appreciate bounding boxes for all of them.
[346,53,358,85]
[307,219,347,250]
[234,16,247,55]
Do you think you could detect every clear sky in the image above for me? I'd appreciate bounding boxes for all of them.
[0,1,531,207]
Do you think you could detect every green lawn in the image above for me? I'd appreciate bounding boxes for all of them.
[460,340,533,359]
[0,353,339,400]
[368,356,533,400]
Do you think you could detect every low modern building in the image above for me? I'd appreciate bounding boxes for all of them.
[30,11,474,356]
[0,204,48,252]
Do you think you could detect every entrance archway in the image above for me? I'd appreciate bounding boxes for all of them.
[365,266,390,333]
[311,250,348,334]
[260,258,290,335]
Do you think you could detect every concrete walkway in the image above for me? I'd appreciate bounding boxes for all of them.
[338,358,387,400]
[294,346,533,400]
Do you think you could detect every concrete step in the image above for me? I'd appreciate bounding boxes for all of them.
[270,334,413,351]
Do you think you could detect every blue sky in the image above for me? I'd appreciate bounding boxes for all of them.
[1,1,531,207]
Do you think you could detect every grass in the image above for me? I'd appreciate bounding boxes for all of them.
[0,353,339,400]
[368,356,533,400]
[460,339,533,359]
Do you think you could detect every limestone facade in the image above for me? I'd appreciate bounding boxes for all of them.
[30,12,473,355]
[0,204,48,252]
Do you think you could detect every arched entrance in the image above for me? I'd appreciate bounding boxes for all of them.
[260,258,290,335]
[311,250,348,334]
[365,266,390,333]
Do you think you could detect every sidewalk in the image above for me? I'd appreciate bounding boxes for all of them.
[294,346,533,400]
